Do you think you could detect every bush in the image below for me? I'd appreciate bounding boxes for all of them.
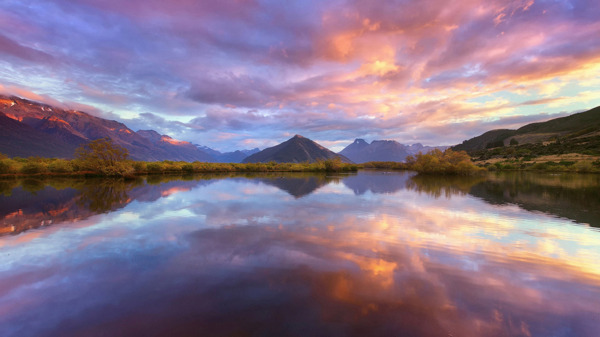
[132,161,146,173]
[146,162,164,173]
[0,159,18,174]
[48,159,74,173]
[406,149,482,175]
[182,163,195,172]
[99,161,135,177]
[573,161,594,172]
[20,161,47,174]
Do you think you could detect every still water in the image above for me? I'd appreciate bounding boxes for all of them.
[1,171,599,336]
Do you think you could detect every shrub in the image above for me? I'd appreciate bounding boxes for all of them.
[20,161,47,174]
[407,149,481,175]
[573,161,594,172]
[146,162,164,173]
[132,161,146,173]
[48,159,74,173]
[0,159,18,174]
[182,163,195,172]
[99,161,135,177]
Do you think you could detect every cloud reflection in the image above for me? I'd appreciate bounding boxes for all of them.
[0,172,599,336]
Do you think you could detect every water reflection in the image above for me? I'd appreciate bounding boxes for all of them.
[255,172,342,198]
[0,171,599,336]
[0,176,214,236]
[407,172,600,227]
[343,170,413,195]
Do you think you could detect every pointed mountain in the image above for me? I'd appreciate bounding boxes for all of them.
[257,175,332,198]
[242,135,353,163]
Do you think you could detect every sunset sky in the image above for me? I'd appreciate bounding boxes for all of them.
[1,0,599,151]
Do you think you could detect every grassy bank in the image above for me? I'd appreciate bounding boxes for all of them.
[0,156,358,178]
[477,157,600,173]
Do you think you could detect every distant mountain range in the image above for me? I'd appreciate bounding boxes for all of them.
[452,106,600,152]
[338,139,448,163]
[0,95,257,162]
[243,135,353,163]
[195,145,260,163]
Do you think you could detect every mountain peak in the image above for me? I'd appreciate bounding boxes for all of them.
[243,135,353,163]
[354,138,368,145]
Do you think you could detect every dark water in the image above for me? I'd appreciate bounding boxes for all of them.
[1,171,599,337]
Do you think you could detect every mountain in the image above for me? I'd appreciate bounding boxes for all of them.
[339,139,448,163]
[0,95,212,161]
[406,143,450,155]
[136,130,213,162]
[195,145,260,163]
[339,139,409,163]
[216,150,256,163]
[452,106,600,152]
[242,135,353,163]
[0,111,82,158]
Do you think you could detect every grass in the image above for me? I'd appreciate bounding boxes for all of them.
[0,155,358,178]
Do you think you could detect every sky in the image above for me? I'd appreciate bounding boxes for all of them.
[1,0,599,152]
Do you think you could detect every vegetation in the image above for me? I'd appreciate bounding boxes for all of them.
[470,134,600,160]
[404,149,484,175]
[0,139,358,178]
[361,149,483,175]
[75,138,134,176]
[482,158,600,173]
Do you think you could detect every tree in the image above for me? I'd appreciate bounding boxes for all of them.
[510,138,519,146]
[75,138,129,173]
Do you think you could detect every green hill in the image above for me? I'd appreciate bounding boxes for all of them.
[453,106,600,155]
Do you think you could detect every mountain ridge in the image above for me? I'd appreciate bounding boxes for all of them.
[0,95,256,162]
[339,138,448,163]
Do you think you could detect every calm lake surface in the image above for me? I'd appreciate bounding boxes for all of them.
[1,171,599,337]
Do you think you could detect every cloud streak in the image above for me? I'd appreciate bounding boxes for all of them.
[0,0,599,150]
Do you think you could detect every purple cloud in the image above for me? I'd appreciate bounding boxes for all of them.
[0,0,599,150]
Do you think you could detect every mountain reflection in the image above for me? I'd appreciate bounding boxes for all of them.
[407,172,600,227]
[342,170,414,195]
[257,173,342,198]
[0,176,214,236]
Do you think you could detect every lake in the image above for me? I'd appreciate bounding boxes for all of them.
[1,171,599,336]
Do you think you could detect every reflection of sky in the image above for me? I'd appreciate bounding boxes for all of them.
[1,172,599,336]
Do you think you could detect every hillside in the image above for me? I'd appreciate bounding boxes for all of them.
[453,106,600,153]
[243,135,353,163]
[0,111,81,158]
[0,95,213,161]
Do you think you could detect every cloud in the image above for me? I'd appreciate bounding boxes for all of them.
[1,0,599,150]
[0,34,54,64]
